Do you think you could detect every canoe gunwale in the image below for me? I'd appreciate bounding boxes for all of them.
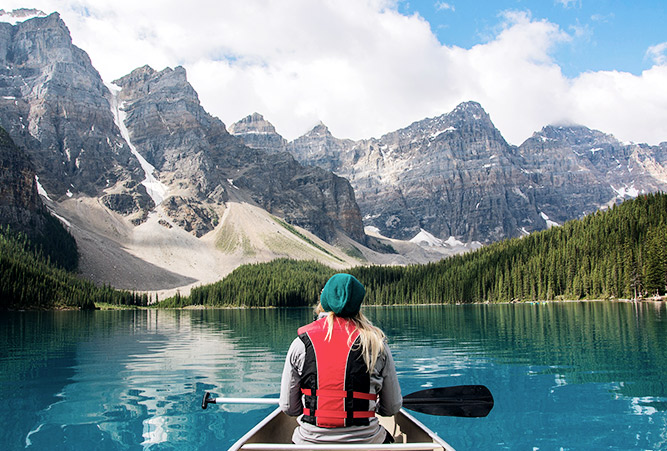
[240,444,446,450]
[229,407,455,451]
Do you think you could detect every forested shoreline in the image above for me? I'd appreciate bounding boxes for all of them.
[2,193,666,310]
[157,192,667,308]
[354,192,667,304]
[0,226,149,310]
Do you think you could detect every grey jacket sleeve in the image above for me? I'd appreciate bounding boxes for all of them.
[279,337,305,416]
[376,343,402,416]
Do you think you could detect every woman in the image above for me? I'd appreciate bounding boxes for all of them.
[279,273,402,444]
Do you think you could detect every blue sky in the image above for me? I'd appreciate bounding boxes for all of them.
[2,1,666,145]
[401,0,666,76]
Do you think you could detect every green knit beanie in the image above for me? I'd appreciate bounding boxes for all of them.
[320,274,365,317]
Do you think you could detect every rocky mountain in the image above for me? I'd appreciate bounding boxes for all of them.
[0,12,151,222]
[0,125,77,269]
[236,103,543,242]
[112,65,366,242]
[517,125,667,224]
[227,112,287,154]
[0,12,382,292]
[0,13,367,241]
[232,103,667,244]
[0,126,44,230]
[288,121,357,172]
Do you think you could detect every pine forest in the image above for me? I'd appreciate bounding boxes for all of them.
[0,226,149,310]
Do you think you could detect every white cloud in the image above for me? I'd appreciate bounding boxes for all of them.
[1,0,666,145]
[590,13,614,24]
[436,2,455,12]
[647,42,667,66]
[569,65,667,144]
[556,0,580,8]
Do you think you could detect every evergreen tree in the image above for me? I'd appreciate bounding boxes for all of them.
[0,225,150,310]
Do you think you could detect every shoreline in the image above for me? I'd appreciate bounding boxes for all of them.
[5,295,665,312]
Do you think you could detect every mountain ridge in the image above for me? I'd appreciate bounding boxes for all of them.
[232,103,667,244]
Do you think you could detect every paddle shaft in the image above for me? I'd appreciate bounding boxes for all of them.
[204,397,489,406]
[202,384,493,417]
[207,397,486,406]
[210,397,279,405]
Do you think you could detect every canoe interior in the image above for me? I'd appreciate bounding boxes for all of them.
[230,407,454,451]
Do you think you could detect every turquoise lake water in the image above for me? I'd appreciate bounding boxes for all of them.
[1,302,666,450]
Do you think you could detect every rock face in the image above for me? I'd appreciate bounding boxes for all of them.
[0,125,78,269]
[232,102,667,244]
[0,12,149,219]
[316,102,540,242]
[0,14,367,245]
[228,113,287,154]
[0,126,43,229]
[235,102,541,242]
[113,65,366,242]
[517,125,667,223]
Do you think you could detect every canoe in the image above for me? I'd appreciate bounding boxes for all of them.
[229,407,456,451]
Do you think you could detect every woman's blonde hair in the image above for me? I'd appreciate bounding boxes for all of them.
[315,303,386,373]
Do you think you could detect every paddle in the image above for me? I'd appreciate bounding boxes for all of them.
[202,384,493,418]
[402,385,493,417]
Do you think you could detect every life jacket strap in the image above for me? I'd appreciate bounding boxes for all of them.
[301,388,378,401]
[304,408,376,419]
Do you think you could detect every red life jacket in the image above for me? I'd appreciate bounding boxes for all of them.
[297,316,377,428]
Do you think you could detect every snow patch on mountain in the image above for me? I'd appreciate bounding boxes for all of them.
[410,229,444,247]
[410,229,470,249]
[107,82,168,206]
[611,183,640,198]
[444,236,466,247]
[513,187,529,202]
[540,212,559,228]
[35,175,73,227]
[35,176,51,201]
[365,225,381,235]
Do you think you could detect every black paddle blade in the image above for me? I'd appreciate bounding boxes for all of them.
[402,385,494,417]
[202,392,214,410]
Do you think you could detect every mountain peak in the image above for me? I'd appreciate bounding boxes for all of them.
[534,124,617,146]
[306,121,332,137]
[0,8,47,24]
[249,112,265,121]
[114,65,191,86]
[228,113,287,154]
[455,100,484,111]
[449,101,491,122]
[229,112,279,135]
[113,65,200,108]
